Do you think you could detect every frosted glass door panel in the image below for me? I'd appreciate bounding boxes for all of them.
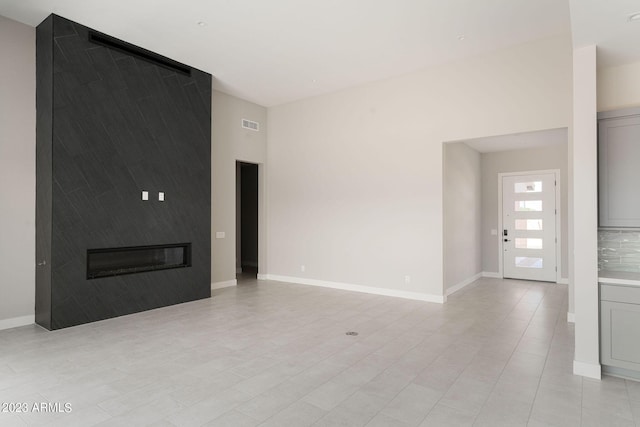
[515,219,543,231]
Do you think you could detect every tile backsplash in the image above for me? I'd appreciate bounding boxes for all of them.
[598,229,640,273]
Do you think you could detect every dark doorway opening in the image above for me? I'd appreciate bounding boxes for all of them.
[236,162,258,281]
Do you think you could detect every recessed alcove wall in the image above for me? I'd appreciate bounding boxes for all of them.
[36,14,212,329]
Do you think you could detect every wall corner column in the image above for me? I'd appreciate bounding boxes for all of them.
[572,44,601,379]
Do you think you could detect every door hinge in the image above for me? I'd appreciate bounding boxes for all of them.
[555,266,557,272]
[555,180,557,186]
[555,237,557,243]
[555,209,557,215]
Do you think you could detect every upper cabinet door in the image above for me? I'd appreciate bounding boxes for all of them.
[599,111,640,227]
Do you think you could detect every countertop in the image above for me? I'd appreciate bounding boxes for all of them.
[599,271,640,286]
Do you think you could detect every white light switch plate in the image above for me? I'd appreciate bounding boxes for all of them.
[142,191,149,201]
[215,231,225,239]
[159,192,165,201]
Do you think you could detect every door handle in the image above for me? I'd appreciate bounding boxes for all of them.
[504,239,511,242]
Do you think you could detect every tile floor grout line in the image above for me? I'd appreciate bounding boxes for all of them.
[523,284,563,425]
[625,379,638,426]
[2,278,628,427]
[232,278,390,426]
[311,300,445,426]
[580,372,585,426]
[410,281,537,426]
[305,311,430,426]
[468,281,548,426]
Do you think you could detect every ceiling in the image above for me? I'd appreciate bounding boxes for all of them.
[1,1,639,106]
[462,128,567,153]
[570,0,640,68]
[0,0,572,106]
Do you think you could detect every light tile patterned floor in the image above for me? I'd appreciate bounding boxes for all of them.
[0,277,638,426]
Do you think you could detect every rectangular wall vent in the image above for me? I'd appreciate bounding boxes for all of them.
[242,119,260,131]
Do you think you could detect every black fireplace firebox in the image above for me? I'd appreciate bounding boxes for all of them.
[87,243,192,279]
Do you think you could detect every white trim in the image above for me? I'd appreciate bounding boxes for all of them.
[446,272,482,296]
[598,276,640,287]
[567,312,575,323]
[482,271,502,278]
[558,278,569,285]
[261,274,445,304]
[498,169,562,283]
[573,360,601,379]
[211,279,237,290]
[257,273,269,280]
[602,365,640,382]
[0,315,34,331]
[555,172,563,284]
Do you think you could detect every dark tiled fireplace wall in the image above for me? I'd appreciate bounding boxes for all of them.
[36,15,212,330]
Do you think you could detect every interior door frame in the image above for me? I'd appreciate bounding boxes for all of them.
[497,169,561,283]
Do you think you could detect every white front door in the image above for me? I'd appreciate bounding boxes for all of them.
[502,173,557,282]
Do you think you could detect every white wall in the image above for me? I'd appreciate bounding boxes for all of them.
[572,46,600,379]
[443,143,482,291]
[0,15,577,324]
[481,143,568,279]
[267,34,572,299]
[212,91,267,285]
[0,16,36,327]
[598,60,640,112]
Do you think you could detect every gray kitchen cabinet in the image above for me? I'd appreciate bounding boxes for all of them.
[600,283,640,373]
[599,108,640,227]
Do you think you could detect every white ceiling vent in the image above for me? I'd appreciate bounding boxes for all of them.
[242,119,259,131]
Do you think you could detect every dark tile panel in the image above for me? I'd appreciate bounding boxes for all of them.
[53,15,78,38]
[37,14,212,329]
[87,47,127,92]
[35,15,54,330]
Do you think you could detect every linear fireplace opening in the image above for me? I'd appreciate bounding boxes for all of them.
[87,243,191,279]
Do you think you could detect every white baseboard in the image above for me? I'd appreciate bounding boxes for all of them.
[482,272,502,279]
[479,272,569,285]
[260,274,445,304]
[446,273,482,297]
[573,360,601,379]
[0,315,35,331]
[211,279,237,290]
[567,312,575,323]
